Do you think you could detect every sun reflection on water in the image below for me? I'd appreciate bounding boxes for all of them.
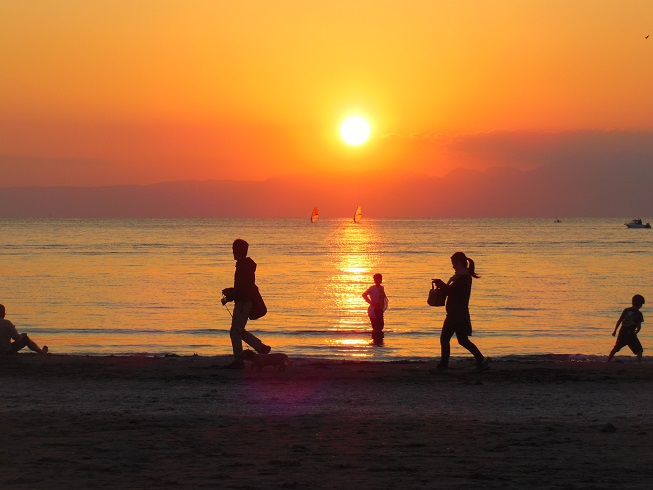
[321,220,384,356]
[324,337,380,357]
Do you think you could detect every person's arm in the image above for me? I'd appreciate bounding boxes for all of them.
[8,321,21,341]
[443,275,470,296]
[635,312,643,334]
[362,288,372,305]
[612,310,625,336]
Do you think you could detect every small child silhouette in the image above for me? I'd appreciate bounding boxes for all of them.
[608,294,645,363]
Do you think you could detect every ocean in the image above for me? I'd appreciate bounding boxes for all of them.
[1,218,651,360]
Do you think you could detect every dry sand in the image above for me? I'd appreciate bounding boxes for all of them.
[1,354,652,489]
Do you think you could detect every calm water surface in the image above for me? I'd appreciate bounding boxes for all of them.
[1,218,652,360]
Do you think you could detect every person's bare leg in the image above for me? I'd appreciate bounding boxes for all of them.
[24,335,48,354]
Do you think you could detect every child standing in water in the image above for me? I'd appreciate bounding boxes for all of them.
[362,273,388,339]
[608,294,645,363]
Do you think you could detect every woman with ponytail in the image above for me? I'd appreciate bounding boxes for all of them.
[432,252,490,373]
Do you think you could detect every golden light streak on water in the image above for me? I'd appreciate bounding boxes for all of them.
[330,221,379,332]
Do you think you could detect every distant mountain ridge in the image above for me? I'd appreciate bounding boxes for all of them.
[1,161,652,218]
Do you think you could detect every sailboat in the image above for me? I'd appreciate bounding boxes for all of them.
[353,205,362,223]
[310,206,319,223]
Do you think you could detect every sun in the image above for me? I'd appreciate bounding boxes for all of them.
[340,116,371,146]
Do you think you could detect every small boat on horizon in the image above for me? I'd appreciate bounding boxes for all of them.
[625,218,651,229]
[310,206,319,223]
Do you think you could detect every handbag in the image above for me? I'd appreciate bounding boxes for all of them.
[248,286,268,320]
[427,282,447,307]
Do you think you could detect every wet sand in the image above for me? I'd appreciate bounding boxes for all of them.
[1,354,652,488]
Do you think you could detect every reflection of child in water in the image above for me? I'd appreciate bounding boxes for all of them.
[608,294,645,363]
[362,273,388,338]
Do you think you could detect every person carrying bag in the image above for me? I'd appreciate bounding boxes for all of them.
[430,252,490,373]
[220,239,271,369]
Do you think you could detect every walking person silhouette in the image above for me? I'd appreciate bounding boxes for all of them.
[432,252,490,373]
[221,239,271,369]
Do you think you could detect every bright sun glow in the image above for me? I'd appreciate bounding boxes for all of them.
[340,116,371,146]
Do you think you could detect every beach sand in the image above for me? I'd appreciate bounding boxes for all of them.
[1,354,652,488]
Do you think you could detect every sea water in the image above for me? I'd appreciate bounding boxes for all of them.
[1,218,652,360]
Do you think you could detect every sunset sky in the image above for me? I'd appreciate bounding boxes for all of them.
[2,1,653,191]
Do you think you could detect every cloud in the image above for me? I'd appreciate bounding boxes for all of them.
[377,129,653,177]
[439,129,653,168]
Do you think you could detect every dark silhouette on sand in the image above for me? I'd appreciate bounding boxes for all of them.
[221,239,270,369]
[432,252,489,373]
[608,294,645,362]
[0,304,48,356]
[241,349,288,371]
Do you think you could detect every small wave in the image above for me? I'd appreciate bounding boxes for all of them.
[269,329,440,336]
[29,327,211,336]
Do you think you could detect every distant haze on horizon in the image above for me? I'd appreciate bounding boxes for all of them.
[2,1,653,216]
[3,147,653,218]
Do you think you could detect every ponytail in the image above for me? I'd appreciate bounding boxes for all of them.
[467,257,480,278]
[451,251,480,278]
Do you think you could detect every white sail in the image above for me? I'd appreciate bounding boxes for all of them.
[354,205,362,223]
[311,206,319,223]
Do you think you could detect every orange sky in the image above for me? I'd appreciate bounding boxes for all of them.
[1,1,653,186]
